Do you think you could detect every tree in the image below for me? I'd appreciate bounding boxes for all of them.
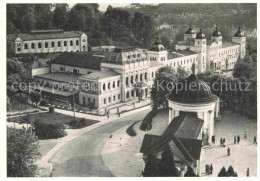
[30,91,42,107]
[233,55,256,80]
[151,66,178,110]
[218,167,227,177]
[7,127,41,177]
[53,4,69,29]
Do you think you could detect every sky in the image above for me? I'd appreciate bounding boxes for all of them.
[68,3,130,12]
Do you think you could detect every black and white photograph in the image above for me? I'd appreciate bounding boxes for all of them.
[2,1,258,178]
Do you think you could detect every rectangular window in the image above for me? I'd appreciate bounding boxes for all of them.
[104,98,106,104]
[108,97,111,102]
[118,94,120,100]
[73,69,79,74]
[113,96,116,101]
[60,67,65,71]
[17,48,21,52]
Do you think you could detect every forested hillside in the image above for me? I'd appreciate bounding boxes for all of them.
[7,3,256,49]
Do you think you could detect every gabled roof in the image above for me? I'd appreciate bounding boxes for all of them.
[25,58,49,69]
[141,111,204,163]
[51,52,102,70]
[80,69,120,80]
[140,134,160,155]
[8,30,85,41]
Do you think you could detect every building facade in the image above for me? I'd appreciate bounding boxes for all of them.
[175,26,246,72]
[8,29,88,54]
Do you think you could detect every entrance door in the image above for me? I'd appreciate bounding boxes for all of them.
[83,97,86,106]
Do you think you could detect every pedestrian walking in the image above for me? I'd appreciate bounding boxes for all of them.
[227,147,230,156]
[107,114,109,119]
[118,112,121,117]
[244,131,247,139]
[210,164,213,174]
[253,136,257,144]
[213,135,215,144]
[247,168,249,177]
[234,136,237,144]
[220,138,223,146]
[223,138,226,147]
[237,135,240,144]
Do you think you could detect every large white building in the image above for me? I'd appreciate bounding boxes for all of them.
[29,27,246,110]
[7,29,88,54]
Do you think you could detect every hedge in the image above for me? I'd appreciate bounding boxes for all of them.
[33,120,67,139]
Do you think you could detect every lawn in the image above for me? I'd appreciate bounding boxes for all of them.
[7,112,99,128]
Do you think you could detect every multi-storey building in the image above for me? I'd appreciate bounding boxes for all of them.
[175,26,246,72]
[7,29,88,54]
[29,26,246,110]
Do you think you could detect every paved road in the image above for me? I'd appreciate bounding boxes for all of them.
[49,109,151,177]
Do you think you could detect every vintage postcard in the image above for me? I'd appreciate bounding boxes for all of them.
[3,1,258,179]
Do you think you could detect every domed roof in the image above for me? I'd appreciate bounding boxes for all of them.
[212,27,222,36]
[234,27,244,37]
[185,25,196,34]
[167,74,218,104]
[150,37,165,51]
[196,29,206,39]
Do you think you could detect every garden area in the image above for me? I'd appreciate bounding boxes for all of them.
[7,112,99,139]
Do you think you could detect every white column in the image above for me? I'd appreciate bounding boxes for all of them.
[174,109,179,118]
[208,110,213,144]
[168,108,173,124]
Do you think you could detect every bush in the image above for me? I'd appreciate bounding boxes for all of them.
[33,120,67,139]
[126,121,140,136]
[39,99,48,106]
[140,109,157,131]
[218,166,237,177]
[69,118,87,128]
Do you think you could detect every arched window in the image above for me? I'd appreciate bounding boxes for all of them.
[152,72,154,78]
[70,40,73,46]
[126,77,129,86]
[51,42,55,47]
[131,76,133,84]
[136,74,138,81]
[76,40,79,46]
[140,74,143,82]
[64,41,67,47]
[108,82,111,89]
[58,41,61,47]
[126,92,129,98]
[117,80,120,87]
[103,83,106,91]
[38,42,42,48]
[45,42,48,48]
[145,72,147,80]
[31,43,35,49]
[131,90,135,97]
[24,43,28,49]
[113,81,115,88]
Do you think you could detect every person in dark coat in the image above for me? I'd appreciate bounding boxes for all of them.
[227,147,230,156]
[223,138,226,147]
[237,135,240,144]
[247,168,249,177]
[210,164,213,174]
[253,136,257,144]
[234,136,237,144]
[220,138,223,146]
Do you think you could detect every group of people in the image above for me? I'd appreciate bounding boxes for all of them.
[205,164,213,175]
[220,138,226,147]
